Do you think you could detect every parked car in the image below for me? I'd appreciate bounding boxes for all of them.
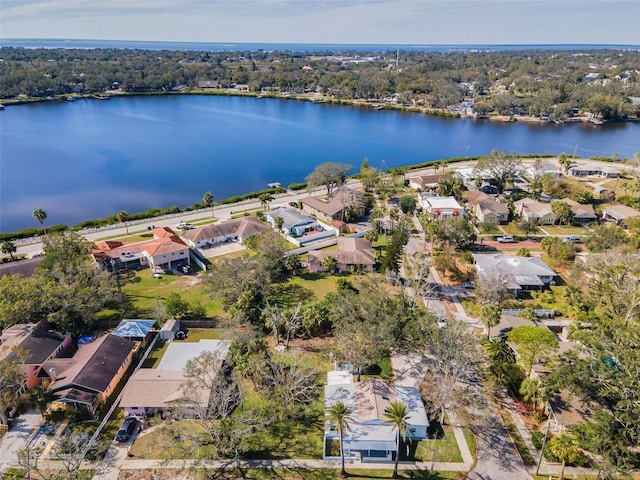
[180,265,193,274]
[497,235,514,243]
[479,185,498,194]
[115,417,139,442]
[175,221,194,230]
[463,281,475,289]
[288,201,298,208]
[563,235,581,243]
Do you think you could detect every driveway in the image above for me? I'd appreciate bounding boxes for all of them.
[0,409,42,470]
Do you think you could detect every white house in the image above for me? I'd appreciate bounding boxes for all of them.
[472,253,557,296]
[568,163,621,178]
[265,207,323,236]
[408,173,452,191]
[602,204,640,224]
[181,217,268,248]
[324,376,428,462]
[92,227,190,272]
[418,195,464,219]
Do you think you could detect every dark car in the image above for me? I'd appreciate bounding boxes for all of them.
[115,417,139,443]
[479,185,498,194]
[289,201,298,208]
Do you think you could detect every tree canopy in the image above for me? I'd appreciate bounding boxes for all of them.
[305,162,352,197]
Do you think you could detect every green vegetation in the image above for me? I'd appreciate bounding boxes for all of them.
[497,407,536,465]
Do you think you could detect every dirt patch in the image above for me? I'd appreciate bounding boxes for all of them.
[120,469,203,480]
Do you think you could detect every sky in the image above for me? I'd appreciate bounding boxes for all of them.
[1,0,639,46]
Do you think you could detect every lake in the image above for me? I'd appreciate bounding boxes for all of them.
[1,95,639,232]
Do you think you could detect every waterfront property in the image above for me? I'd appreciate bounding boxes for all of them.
[181,216,268,249]
[300,188,365,224]
[307,237,376,273]
[92,227,190,272]
[324,374,429,462]
[472,253,557,296]
[408,173,453,191]
[568,163,621,178]
[265,207,323,236]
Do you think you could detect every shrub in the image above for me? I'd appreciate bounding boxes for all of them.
[532,430,545,450]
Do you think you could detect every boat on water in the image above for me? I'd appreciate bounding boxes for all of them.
[93,95,110,100]
[66,96,75,101]
[0,104,5,110]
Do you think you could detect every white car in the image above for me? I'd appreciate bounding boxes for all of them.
[497,235,514,243]
[175,221,194,230]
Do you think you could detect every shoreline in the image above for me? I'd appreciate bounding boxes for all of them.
[2,89,636,126]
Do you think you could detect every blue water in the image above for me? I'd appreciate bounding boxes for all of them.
[1,95,639,232]
[2,38,638,52]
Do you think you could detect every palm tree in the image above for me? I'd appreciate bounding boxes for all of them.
[32,208,48,235]
[274,215,285,232]
[202,191,215,218]
[383,400,412,479]
[116,210,130,235]
[548,433,579,480]
[484,338,515,364]
[28,385,55,418]
[259,192,274,211]
[480,303,501,339]
[321,255,338,273]
[326,401,356,477]
[1,241,17,261]
[519,378,547,413]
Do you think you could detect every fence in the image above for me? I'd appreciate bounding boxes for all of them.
[501,308,555,318]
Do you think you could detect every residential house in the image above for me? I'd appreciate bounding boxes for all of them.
[112,319,156,348]
[197,80,219,89]
[0,322,72,393]
[120,339,231,417]
[301,189,365,224]
[526,162,563,179]
[119,366,219,418]
[92,227,190,272]
[407,173,452,191]
[181,217,268,249]
[464,191,509,224]
[324,376,428,462]
[514,198,558,225]
[602,204,640,224]
[472,253,557,296]
[43,334,135,413]
[418,196,464,219]
[568,163,621,178]
[265,207,323,236]
[308,237,376,273]
[561,198,597,223]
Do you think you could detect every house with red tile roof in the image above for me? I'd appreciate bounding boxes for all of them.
[92,227,190,272]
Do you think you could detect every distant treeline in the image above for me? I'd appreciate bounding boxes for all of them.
[1,47,639,121]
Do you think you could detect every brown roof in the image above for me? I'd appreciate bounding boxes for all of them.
[354,380,396,422]
[119,365,218,409]
[144,235,188,256]
[17,329,68,365]
[409,173,452,189]
[47,334,135,394]
[302,196,346,217]
[465,191,509,215]
[308,238,375,267]
[182,217,268,243]
[92,232,188,261]
[560,198,597,218]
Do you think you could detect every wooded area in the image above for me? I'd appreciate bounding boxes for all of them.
[1,47,639,120]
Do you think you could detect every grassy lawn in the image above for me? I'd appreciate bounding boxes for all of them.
[285,272,341,302]
[120,468,465,479]
[541,225,586,236]
[500,222,535,236]
[413,423,463,463]
[463,427,477,459]
[519,285,569,316]
[460,298,481,318]
[121,270,224,317]
[496,406,536,466]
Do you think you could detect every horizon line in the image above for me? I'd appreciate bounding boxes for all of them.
[3,38,640,48]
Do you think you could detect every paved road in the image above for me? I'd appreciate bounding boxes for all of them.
[0,410,42,470]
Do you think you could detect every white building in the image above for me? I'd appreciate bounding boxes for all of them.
[418,195,464,219]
